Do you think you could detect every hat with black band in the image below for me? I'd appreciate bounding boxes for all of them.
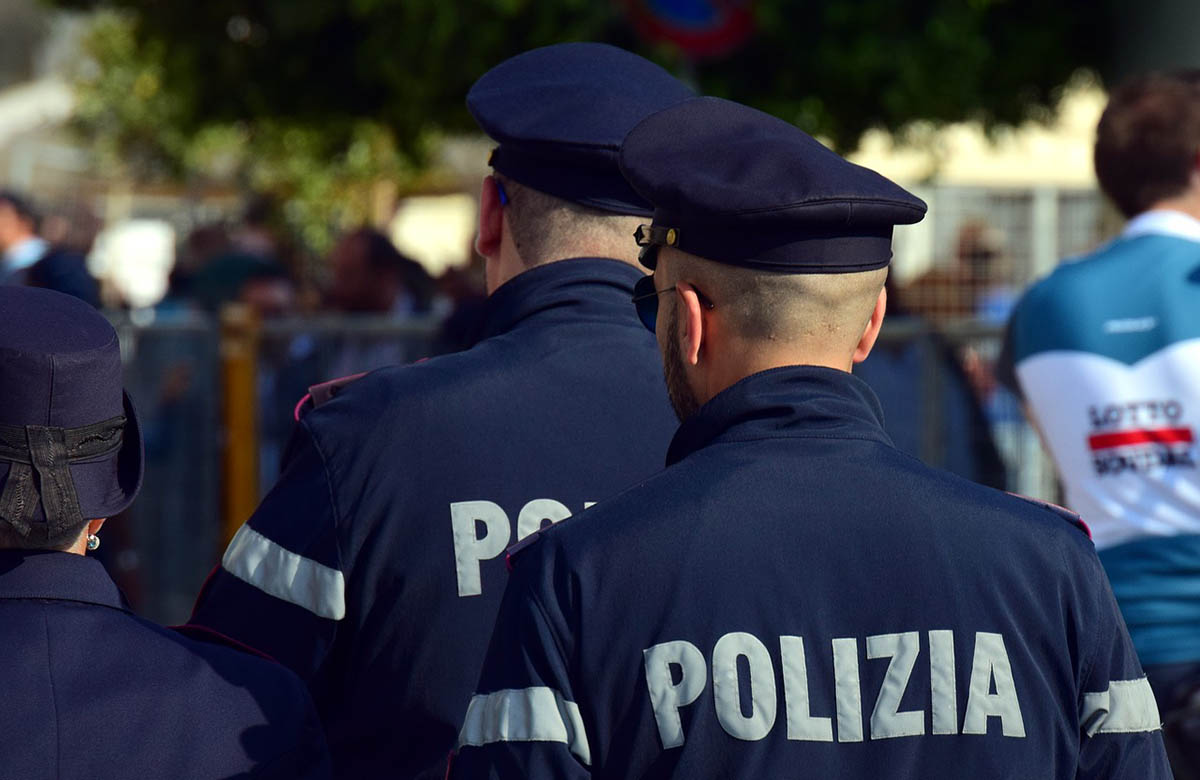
[468,42,696,217]
[620,96,928,271]
[0,288,143,543]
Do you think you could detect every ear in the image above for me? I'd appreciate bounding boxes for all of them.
[474,175,504,260]
[87,518,106,536]
[851,285,887,364]
[675,282,707,366]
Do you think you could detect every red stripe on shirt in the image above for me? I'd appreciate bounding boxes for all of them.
[1088,427,1195,450]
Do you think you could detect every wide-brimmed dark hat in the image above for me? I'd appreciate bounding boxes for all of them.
[0,287,143,541]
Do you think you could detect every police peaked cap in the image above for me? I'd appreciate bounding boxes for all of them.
[0,288,143,541]
[619,96,928,272]
[467,42,696,217]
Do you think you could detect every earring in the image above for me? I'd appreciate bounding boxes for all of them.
[86,533,100,552]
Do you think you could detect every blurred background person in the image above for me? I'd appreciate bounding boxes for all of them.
[856,277,1008,489]
[0,189,99,306]
[1000,69,1200,777]
[172,204,294,316]
[901,219,1013,326]
[434,250,490,353]
[315,226,440,382]
[328,227,436,317]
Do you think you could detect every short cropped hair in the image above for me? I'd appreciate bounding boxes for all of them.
[662,248,887,354]
[495,176,640,267]
[1094,71,1200,218]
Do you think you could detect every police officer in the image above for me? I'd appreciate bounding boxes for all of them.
[449,97,1171,779]
[0,287,329,779]
[188,43,691,779]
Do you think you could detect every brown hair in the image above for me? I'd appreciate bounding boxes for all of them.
[1094,70,1200,218]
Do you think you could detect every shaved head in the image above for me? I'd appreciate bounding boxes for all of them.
[658,248,888,358]
[498,176,642,267]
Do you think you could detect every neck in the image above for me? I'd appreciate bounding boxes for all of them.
[1147,192,1200,222]
[487,250,640,295]
[699,347,853,408]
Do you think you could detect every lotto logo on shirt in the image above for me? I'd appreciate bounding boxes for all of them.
[1087,400,1196,476]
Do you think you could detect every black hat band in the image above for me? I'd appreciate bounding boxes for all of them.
[0,415,126,539]
[490,145,655,217]
[647,210,898,273]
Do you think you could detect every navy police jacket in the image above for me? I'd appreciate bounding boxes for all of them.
[189,258,679,779]
[450,366,1171,779]
[0,550,329,779]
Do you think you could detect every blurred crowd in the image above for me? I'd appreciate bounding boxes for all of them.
[0,183,1023,495]
[0,185,1021,349]
[0,190,492,354]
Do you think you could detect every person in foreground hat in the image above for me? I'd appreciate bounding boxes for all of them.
[188,43,691,779]
[449,97,1170,779]
[0,287,330,779]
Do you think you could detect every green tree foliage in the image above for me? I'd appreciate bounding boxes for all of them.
[706,0,1108,147]
[51,0,1110,247]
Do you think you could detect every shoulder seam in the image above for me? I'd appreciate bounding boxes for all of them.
[297,416,348,585]
[299,416,343,531]
[1080,550,1107,716]
[1005,493,1090,539]
[521,538,575,671]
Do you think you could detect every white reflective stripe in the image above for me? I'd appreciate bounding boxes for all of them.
[1082,677,1162,736]
[221,525,346,620]
[458,687,591,766]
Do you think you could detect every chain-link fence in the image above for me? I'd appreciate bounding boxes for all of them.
[110,313,222,623]
[893,186,1117,326]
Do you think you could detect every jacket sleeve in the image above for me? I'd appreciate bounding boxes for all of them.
[1075,550,1172,779]
[449,536,592,780]
[189,419,343,684]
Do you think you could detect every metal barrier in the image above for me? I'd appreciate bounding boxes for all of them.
[111,312,222,623]
[254,314,443,493]
[106,311,1056,623]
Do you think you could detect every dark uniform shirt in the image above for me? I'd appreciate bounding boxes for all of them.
[189,258,679,779]
[451,366,1170,779]
[0,549,329,779]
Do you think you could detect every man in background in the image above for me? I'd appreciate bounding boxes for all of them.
[0,190,99,306]
[999,69,1200,777]
[188,43,692,779]
[328,227,436,316]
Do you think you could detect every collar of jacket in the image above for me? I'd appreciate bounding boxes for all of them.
[666,365,893,467]
[480,257,644,340]
[0,549,130,611]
